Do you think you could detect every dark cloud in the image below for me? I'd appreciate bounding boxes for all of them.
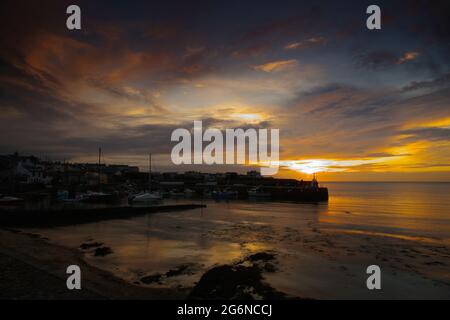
[355,51,399,70]
[400,127,450,142]
[402,73,450,92]
[366,152,411,158]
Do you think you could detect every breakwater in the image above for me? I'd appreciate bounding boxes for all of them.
[0,204,206,228]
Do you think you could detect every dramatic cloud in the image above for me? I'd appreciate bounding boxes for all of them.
[0,0,449,180]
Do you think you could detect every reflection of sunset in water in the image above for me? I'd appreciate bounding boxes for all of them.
[320,183,450,240]
[30,182,450,299]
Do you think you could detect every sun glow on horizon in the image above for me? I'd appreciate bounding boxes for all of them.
[277,158,394,174]
[231,113,263,122]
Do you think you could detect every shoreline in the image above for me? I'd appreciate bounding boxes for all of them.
[0,228,187,299]
[0,227,292,300]
[2,223,450,299]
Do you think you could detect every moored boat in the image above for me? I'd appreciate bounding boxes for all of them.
[212,189,238,200]
[248,186,271,199]
[129,191,162,202]
[0,196,25,205]
[130,153,163,203]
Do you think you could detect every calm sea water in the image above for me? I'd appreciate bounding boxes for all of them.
[323,182,450,239]
[32,182,450,299]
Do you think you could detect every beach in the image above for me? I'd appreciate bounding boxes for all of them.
[0,228,187,299]
[1,182,450,299]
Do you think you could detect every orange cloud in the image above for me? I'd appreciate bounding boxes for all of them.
[284,37,327,50]
[253,59,298,72]
[397,51,420,64]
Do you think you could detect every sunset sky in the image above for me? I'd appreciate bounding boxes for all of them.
[0,0,449,181]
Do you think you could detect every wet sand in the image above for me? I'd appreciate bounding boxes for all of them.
[0,227,289,300]
[0,228,185,299]
[2,221,449,300]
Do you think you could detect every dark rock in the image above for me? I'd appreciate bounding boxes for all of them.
[141,273,163,284]
[246,252,275,262]
[189,263,287,300]
[166,265,190,277]
[80,242,103,250]
[93,247,113,257]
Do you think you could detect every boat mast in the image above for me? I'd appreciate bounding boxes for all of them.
[148,153,152,192]
[98,147,102,186]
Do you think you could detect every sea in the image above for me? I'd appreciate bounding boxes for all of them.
[29,182,450,299]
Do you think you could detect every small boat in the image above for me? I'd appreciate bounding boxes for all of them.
[79,191,116,203]
[57,190,116,203]
[170,190,185,198]
[0,196,24,205]
[212,190,238,200]
[130,153,162,203]
[248,187,271,199]
[130,191,162,202]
